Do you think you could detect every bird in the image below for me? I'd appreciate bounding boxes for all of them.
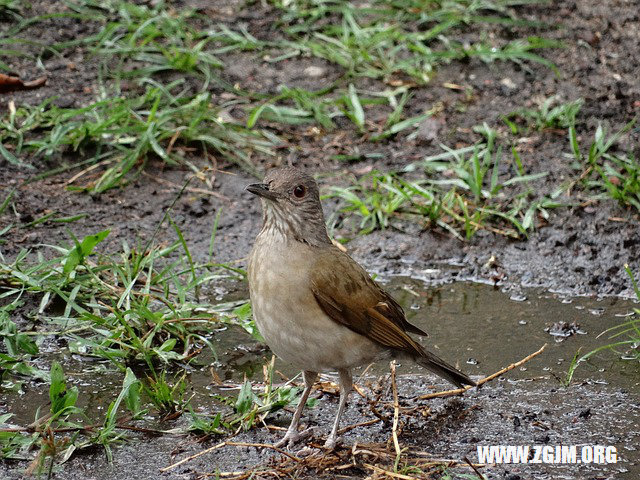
[246,167,475,449]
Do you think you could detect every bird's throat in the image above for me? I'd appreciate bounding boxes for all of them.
[260,201,331,247]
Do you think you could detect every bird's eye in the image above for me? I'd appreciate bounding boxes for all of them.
[293,185,306,198]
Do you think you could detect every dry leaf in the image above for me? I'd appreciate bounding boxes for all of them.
[0,74,47,93]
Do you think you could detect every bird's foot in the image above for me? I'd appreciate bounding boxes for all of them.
[323,434,340,450]
[274,427,317,449]
[297,446,321,457]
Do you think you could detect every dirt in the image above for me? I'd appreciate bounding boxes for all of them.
[1,0,640,479]
[4,377,634,480]
[1,0,639,296]
[2,280,639,479]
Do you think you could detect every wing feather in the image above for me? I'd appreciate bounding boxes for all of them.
[310,248,426,356]
[310,246,476,388]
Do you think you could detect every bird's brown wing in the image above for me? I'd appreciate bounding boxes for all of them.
[309,247,426,356]
[375,290,428,337]
[310,246,476,388]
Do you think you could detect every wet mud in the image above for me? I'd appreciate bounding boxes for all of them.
[1,0,640,478]
[2,282,638,479]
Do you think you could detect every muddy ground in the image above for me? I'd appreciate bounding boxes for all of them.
[2,281,639,480]
[1,1,639,296]
[1,0,640,479]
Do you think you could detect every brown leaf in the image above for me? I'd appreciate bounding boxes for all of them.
[0,74,47,93]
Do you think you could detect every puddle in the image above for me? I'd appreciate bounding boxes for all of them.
[2,280,639,479]
[201,279,640,388]
[388,280,640,386]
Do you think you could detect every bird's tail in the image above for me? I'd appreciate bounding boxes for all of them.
[413,348,476,388]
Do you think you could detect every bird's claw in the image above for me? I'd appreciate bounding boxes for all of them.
[274,427,317,449]
[323,434,340,450]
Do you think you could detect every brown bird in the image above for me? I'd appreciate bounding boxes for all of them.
[247,167,475,449]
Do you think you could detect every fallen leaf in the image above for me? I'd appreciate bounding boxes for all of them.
[0,74,47,93]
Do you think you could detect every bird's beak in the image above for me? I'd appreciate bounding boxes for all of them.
[246,183,278,200]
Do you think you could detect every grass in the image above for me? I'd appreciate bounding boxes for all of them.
[325,122,563,240]
[247,84,434,139]
[0,0,560,190]
[85,2,223,88]
[0,225,293,471]
[564,265,640,386]
[0,228,222,371]
[2,0,279,186]
[1,306,49,392]
[568,119,640,212]
[272,0,558,83]
[0,362,142,474]
[325,95,638,240]
[0,83,276,191]
[0,352,300,474]
[243,0,559,136]
[224,357,310,432]
[502,97,583,133]
[588,264,640,361]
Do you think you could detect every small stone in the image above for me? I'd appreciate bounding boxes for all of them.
[414,116,441,144]
[510,293,527,302]
[303,65,326,78]
[54,97,75,108]
[500,77,517,89]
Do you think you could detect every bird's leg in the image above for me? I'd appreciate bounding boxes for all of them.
[324,368,353,449]
[275,370,318,448]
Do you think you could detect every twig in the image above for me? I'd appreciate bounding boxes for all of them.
[160,441,301,473]
[564,165,593,197]
[166,130,181,155]
[141,171,229,200]
[464,456,486,480]
[418,344,547,400]
[65,159,112,186]
[160,441,226,472]
[476,343,547,385]
[365,463,417,479]
[331,238,347,252]
[338,418,381,435]
[208,471,246,478]
[352,383,368,398]
[2,418,175,436]
[211,472,248,478]
[390,360,401,458]
[225,441,301,462]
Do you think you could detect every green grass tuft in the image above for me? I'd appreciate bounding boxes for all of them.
[502,97,583,133]
[272,0,557,84]
[568,118,639,212]
[565,265,640,386]
[0,84,277,190]
[326,122,561,239]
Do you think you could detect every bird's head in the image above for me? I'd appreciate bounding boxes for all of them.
[246,167,331,246]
